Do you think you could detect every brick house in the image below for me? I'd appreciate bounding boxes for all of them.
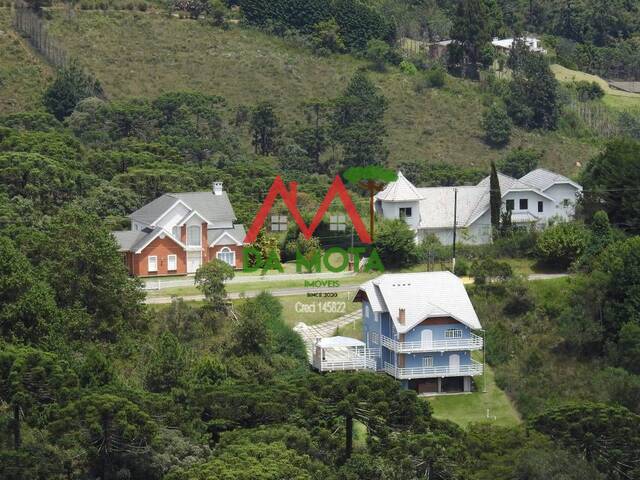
[113,182,246,276]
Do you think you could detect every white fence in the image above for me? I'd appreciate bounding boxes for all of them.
[383,360,483,380]
[380,333,483,353]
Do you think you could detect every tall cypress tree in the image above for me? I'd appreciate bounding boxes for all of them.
[490,161,501,236]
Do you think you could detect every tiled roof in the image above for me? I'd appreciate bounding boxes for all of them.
[519,168,581,192]
[356,271,481,333]
[375,171,424,202]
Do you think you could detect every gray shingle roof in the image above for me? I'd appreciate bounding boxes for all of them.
[416,186,487,229]
[129,191,236,226]
[208,224,246,245]
[519,168,581,191]
[376,171,424,202]
[112,230,148,251]
[477,172,536,191]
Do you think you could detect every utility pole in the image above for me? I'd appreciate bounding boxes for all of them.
[482,328,487,393]
[452,188,458,273]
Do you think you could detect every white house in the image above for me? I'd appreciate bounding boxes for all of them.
[375,169,582,245]
[491,36,546,54]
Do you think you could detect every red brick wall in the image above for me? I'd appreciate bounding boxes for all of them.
[133,236,187,276]
[209,244,244,269]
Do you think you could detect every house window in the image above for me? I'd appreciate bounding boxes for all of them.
[172,226,180,239]
[167,254,177,271]
[369,331,379,345]
[399,207,412,218]
[330,215,346,231]
[562,198,571,207]
[538,201,543,213]
[519,199,528,210]
[445,329,462,339]
[505,199,514,211]
[271,215,288,232]
[187,225,201,246]
[148,256,157,272]
[217,247,235,267]
[422,356,434,368]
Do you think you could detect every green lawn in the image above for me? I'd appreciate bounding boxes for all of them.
[278,292,360,327]
[428,362,520,428]
[334,317,363,340]
[42,10,599,174]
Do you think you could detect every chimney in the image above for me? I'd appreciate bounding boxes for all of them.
[213,181,223,196]
[398,308,406,325]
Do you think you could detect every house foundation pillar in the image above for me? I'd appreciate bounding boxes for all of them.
[437,377,442,393]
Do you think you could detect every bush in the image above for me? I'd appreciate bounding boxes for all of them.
[399,60,418,75]
[365,39,390,72]
[453,257,470,276]
[374,219,419,269]
[497,148,542,178]
[482,102,512,147]
[571,80,605,101]
[470,258,513,285]
[535,222,588,269]
[311,18,345,55]
[43,61,103,121]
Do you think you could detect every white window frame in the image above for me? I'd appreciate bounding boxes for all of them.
[187,225,201,246]
[172,226,180,239]
[422,356,434,367]
[445,329,462,339]
[148,255,158,272]
[216,247,235,267]
[167,254,177,271]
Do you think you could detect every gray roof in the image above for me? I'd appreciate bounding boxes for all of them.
[416,186,487,229]
[112,230,148,252]
[356,271,481,333]
[519,168,581,191]
[376,171,424,202]
[477,172,537,192]
[129,191,236,226]
[208,224,246,246]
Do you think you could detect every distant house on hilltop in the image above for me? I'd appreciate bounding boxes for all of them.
[112,182,246,276]
[491,36,546,54]
[375,169,581,245]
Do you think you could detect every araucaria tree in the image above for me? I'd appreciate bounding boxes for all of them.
[332,70,388,168]
[489,161,501,237]
[250,101,280,155]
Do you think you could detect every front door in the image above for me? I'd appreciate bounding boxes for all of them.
[421,329,433,349]
[449,353,460,373]
[187,251,202,273]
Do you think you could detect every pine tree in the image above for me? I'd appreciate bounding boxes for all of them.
[450,0,491,77]
[490,161,501,237]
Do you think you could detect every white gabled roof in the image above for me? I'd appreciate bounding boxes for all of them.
[376,171,423,202]
[355,271,481,334]
[317,336,365,348]
[416,185,487,229]
[519,168,582,192]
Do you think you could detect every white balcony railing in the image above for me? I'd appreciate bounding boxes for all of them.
[383,360,483,379]
[380,333,483,353]
[313,348,379,372]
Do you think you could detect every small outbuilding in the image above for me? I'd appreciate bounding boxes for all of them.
[312,336,376,372]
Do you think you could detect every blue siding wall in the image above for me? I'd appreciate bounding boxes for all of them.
[403,350,473,368]
[402,320,471,343]
[361,300,382,370]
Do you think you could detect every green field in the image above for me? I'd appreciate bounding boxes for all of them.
[428,363,521,428]
[23,10,597,174]
[0,9,52,114]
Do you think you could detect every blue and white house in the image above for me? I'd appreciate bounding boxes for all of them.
[354,271,483,394]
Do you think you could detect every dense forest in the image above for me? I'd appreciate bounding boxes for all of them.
[1,0,640,478]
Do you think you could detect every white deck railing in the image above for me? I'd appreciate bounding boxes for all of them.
[380,333,483,353]
[383,360,483,379]
[313,348,379,372]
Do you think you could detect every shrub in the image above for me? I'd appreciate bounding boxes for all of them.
[535,222,588,269]
[482,102,512,147]
[571,80,605,101]
[399,60,418,75]
[497,148,542,178]
[453,257,470,276]
[365,39,390,72]
[43,61,103,121]
[311,18,345,55]
[374,219,419,269]
[425,65,445,87]
[470,258,513,285]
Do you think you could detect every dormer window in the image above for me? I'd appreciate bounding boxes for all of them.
[187,225,201,246]
[399,207,412,218]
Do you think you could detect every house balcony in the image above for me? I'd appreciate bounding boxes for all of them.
[312,347,379,373]
[383,360,483,380]
[380,333,483,353]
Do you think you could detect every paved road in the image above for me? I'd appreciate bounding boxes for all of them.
[145,284,360,304]
[144,273,569,304]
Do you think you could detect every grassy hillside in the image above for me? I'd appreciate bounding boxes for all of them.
[42,10,599,175]
[551,63,640,111]
[0,8,52,113]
